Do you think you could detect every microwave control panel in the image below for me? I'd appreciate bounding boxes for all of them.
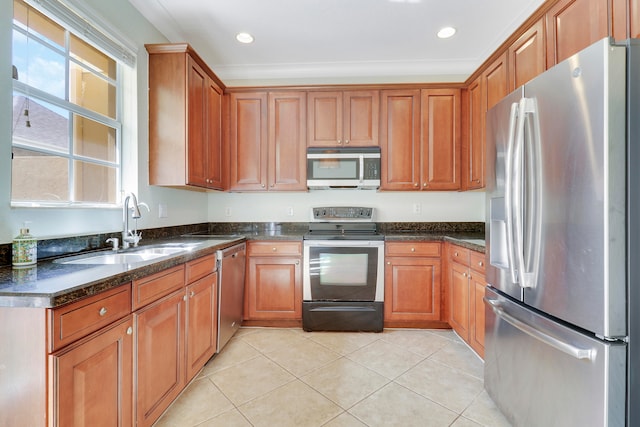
[312,206,374,221]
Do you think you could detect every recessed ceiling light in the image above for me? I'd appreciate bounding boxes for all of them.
[236,32,254,44]
[437,26,456,39]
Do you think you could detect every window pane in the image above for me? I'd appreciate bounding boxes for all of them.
[73,161,117,203]
[69,63,116,118]
[12,148,69,202]
[13,0,64,50]
[12,30,65,98]
[13,93,69,152]
[72,114,117,162]
[70,35,116,80]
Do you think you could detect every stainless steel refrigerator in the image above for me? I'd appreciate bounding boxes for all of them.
[485,37,639,426]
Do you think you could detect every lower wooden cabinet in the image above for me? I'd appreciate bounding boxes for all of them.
[52,315,134,427]
[384,241,444,326]
[134,289,185,427]
[447,243,487,358]
[245,241,302,321]
[185,272,217,381]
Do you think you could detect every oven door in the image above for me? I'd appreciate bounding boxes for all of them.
[303,240,384,302]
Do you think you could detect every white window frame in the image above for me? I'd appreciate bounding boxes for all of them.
[11,0,137,208]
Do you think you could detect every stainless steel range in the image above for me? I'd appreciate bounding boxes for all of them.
[303,207,384,332]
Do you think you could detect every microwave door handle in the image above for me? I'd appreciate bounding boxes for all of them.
[359,155,364,183]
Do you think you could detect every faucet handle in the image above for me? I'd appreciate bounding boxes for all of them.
[106,237,119,251]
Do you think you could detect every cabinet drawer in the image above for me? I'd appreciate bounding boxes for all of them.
[49,284,132,352]
[469,251,486,275]
[448,244,470,264]
[133,265,185,310]
[385,241,440,257]
[248,241,302,256]
[186,254,217,284]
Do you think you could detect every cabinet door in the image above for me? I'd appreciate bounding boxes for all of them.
[484,52,509,112]
[380,89,421,190]
[449,262,470,341]
[228,92,268,191]
[185,273,217,382]
[343,90,379,146]
[420,89,461,190]
[268,92,307,191]
[207,79,224,189]
[632,0,640,38]
[307,91,342,146]
[509,19,546,91]
[135,290,185,427]
[53,316,133,427]
[247,256,301,320]
[546,0,608,67]
[384,257,441,321]
[186,57,208,188]
[462,77,484,190]
[469,272,486,358]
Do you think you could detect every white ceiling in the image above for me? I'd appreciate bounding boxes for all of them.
[128,0,546,86]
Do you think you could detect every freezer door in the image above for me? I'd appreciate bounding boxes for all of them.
[521,38,627,337]
[485,88,525,301]
[484,287,626,427]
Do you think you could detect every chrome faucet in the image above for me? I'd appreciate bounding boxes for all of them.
[122,193,143,249]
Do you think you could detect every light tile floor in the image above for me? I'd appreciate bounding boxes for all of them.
[154,327,511,427]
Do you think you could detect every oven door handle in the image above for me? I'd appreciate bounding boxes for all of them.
[359,154,364,183]
[304,240,384,247]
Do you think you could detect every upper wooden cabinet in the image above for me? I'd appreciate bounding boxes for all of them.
[545,0,609,66]
[228,91,306,191]
[632,0,640,38]
[484,52,509,112]
[509,19,546,91]
[380,89,421,190]
[146,44,224,190]
[462,76,484,190]
[380,89,460,191]
[420,89,461,190]
[307,90,379,147]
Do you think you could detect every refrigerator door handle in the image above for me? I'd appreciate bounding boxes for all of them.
[505,102,521,284]
[485,297,596,361]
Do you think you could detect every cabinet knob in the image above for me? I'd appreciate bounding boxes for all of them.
[344,140,350,144]
[270,184,274,188]
[463,272,467,277]
[272,247,277,252]
[295,260,300,265]
[183,295,187,301]
[99,307,107,316]
[478,261,484,267]
[454,252,459,257]
[126,326,133,335]
[413,183,419,187]
[469,275,473,280]
[423,183,428,187]
[411,248,415,252]
[261,184,266,188]
[338,139,343,144]
[387,261,391,265]
[190,291,195,298]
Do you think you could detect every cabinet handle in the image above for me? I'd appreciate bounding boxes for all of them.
[99,307,107,316]
[126,326,133,335]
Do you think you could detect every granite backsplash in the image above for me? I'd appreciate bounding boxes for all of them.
[0,221,484,267]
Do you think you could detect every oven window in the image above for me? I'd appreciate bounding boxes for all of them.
[308,246,379,301]
[311,158,357,179]
[319,253,368,286]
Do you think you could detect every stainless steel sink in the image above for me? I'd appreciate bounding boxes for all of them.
[55,244,198,265]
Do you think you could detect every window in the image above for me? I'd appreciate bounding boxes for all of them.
[11,0,135,206]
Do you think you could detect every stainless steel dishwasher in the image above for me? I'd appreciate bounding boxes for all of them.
[216,242,246,352]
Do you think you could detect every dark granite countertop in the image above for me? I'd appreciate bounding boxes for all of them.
[0,236,246,308]
[0,223,484,309]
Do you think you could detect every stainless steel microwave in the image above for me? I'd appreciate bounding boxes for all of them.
[306,147,381,189]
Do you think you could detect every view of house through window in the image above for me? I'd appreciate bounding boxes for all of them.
[11,0,122,205]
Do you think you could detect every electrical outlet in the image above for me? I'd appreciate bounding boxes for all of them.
[158,203,168,218]
[413,203,421,214]
[225,207,232,217]
[287,207,294,216]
